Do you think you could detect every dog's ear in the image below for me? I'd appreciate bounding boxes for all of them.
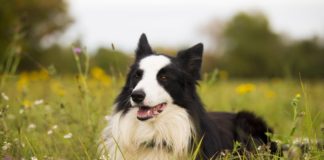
[135,33,153,61]
[177,43,203,80]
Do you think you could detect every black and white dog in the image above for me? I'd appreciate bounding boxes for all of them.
[101,34,277,159]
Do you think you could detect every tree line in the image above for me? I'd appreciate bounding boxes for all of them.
[1,1,323,78]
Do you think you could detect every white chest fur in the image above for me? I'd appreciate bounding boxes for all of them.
[101,104,195,160]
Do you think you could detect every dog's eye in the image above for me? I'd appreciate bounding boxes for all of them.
[135,70,142,78]
[158,74,168,81]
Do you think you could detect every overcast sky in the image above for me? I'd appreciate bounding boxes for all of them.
[60,0,324,52]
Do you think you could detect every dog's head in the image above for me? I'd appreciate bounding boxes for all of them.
[116,33,203,121]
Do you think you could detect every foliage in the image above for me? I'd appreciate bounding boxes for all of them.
[0,0,72,71]
[207,12,324,78]
[283,38,324,78]
[221,12,284,77]
[0,73,323,159]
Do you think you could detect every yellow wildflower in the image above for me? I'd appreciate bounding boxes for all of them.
[235,83,256,95]
[22,99,32,108]
[91,66,112,87]
[50,81,65,96]
[295,93,301,99]
[17,72,29,92]
[29,70,49,81]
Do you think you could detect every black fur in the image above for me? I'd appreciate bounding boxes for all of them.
[114,33,277,159]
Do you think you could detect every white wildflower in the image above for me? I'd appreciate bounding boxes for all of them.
[31,156,38,160]
[63,133,72,139]
[34,99,44,106]
[47,130,53,135]
[99,155,109,160]
[52,125,58,130]
[1,92,9,101]
[2,141,11,151]
[21,142,25,148]
[257,146,262,151]
[28,123,36,130]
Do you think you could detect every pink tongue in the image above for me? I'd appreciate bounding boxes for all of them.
[137,107,153,119]
[137,104,166,120]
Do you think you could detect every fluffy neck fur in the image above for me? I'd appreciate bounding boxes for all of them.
[102,104,196,160]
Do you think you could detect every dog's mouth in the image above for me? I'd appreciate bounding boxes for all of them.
[137,103,167,121]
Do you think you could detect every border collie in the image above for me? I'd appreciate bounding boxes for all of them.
[101,34,277,159]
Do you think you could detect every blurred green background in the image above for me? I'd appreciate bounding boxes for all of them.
[1,0,324,79]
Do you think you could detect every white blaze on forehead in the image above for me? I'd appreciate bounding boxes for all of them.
[139,55,171,72]
[132,55,172,106]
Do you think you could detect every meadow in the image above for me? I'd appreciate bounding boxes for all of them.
[0,68,323,159]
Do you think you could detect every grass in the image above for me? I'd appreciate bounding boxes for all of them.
[0,72,323,159]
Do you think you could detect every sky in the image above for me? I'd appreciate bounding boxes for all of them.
[60,0,324,52]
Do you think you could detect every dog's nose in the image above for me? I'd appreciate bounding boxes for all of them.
[131,90,145,103]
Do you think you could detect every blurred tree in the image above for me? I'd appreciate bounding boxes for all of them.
[38,45,77,74]
[0,0,72,70]
[205,11,324,79]
[285,37,324,78]
[219,12,284,78]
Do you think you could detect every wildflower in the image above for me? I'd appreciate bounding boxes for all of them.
[31,156,38,160]
[47,130,53,135]
[28,123,36,130]
[72,47,82,55]
[91,66,112,87]
[257,146,262,151]
[295,93,301,99]
[48,125,58,135]
[22,99,32,108]
[29,70,48,81]
[34,99,44,106]
[63,133,73,139]
[52,125,58,130]
[16,72,29,92]
[2,141,11,151]
[235,83,255,95]
[21,142,25,148]
[100,155,109,160]
[37,70,49,80]
[19,109,24,114]
[1,92,9,101]
[50,81,65,96]
[291,93,301,107]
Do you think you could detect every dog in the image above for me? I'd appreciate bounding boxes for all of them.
[100,34,277,160]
